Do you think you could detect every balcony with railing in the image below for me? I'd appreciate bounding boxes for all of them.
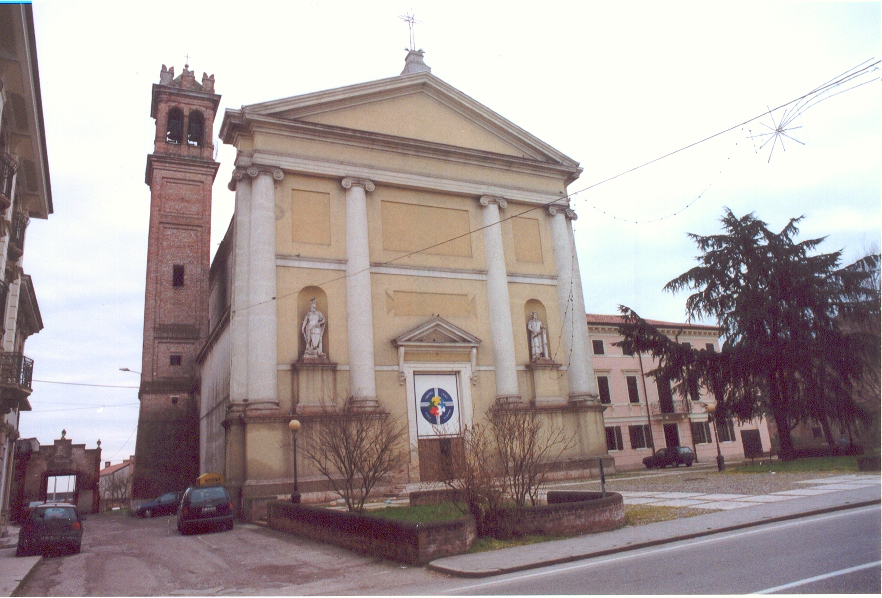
[0,153,17,211]
[650,398,693,418]
[0,352,34,413]
[7,211,28,261]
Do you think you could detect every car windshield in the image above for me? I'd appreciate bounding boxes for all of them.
[160,493,177,502]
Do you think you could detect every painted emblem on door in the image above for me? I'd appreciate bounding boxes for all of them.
[419,387,455,426]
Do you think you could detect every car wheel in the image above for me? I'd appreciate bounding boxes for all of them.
[73,543,81,554]
[144,509,152,518]
[686,461,693,467]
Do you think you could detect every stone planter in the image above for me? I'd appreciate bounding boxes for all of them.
[266,500,476,565]
[483,491,625,539]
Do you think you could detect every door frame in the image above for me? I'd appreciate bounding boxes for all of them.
[403,361,474,481]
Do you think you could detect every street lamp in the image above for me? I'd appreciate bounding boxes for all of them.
[119,368,140,374]
[705,403,725,472]
[288,419,301,503]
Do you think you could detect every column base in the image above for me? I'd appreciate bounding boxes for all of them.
[568,392,600,405]
[347,396,381,411]
[494,395,522,407]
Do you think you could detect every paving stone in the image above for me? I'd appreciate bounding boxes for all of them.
[650,499,711,507]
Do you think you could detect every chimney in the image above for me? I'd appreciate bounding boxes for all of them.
[105,461,111,468]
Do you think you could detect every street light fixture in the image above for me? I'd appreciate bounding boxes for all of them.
[119,368,140,374]
[288,419,301,503]
[705,402,725,471]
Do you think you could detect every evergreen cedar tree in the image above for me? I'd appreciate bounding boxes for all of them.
[615,209,881,461]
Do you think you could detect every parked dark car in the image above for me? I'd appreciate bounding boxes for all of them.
[642,446,695,469]
[135,491,182,518]
[176,484,234,535]
[16,502,83,556]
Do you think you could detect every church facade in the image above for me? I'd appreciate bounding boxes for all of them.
[145,52,610,518]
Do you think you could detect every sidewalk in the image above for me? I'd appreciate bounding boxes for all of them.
[0,526,41,597]
[428,481,881,578]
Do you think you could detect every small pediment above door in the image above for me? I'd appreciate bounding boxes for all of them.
[393,316,482,349]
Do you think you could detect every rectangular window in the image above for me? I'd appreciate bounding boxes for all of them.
[706,343,715,352]
[172,265,185,287]
[626,376,640,403]
[717,418,736,442]
[598,376,611,404]
[628,424,652,449]
[622,345,634,356]
[605,426,623,451]
[592,339,605,355]
[681,342,691,348]
[656,378,674,412]
[692,421,712,444]
[169,354,182,366]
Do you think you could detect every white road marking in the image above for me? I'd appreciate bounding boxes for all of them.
[753,560,881,594]
[441,505,880,594]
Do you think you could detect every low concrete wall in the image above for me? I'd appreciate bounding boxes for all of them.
[485,491,625,539]
[266,500,477,565]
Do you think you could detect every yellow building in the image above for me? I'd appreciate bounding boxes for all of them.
[200,51,609,519]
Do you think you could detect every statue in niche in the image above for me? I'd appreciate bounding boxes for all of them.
[527,312,550,362]
[301,298,326,358]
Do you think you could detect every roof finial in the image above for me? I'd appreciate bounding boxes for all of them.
[398,11,420,51]
[184,53,191,69]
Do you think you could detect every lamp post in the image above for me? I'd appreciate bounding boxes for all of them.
[288,419,301,503]
[705,403,725,471]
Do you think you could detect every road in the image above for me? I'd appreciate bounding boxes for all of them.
[425,505,881,595]
[15,505,880,595]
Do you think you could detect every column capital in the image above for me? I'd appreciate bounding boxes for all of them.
[479,195,508,209]
[547,204,577,220]
[228,168,247,191]
[244,166,284,181]
[342,177,375,192]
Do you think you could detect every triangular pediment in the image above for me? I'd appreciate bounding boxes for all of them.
[237,72,579,166]
[393,316,482,348]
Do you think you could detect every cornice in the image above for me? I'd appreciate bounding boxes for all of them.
[234,116,580,183]
[245,150,569,207]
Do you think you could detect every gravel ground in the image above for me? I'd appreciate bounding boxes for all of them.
[551,465,850,496]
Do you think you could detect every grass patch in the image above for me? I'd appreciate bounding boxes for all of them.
[367,502,465,523]
[729,455,859,474]
[469,533,570,553]
[624,504,718,527]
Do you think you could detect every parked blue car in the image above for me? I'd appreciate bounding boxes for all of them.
[135,491,182,518]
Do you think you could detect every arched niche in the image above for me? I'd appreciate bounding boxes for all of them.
[297,286,329,359]
[524,299,551,362]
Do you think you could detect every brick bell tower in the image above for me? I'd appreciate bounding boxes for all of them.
[132,64,220,500]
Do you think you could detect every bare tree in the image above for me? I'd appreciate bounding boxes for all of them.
[437,421,505,535]
[300,400,407,512]
[101,471,130,505]
[489,405,574,507]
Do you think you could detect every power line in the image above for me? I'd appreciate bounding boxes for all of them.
[33,379,139,389]
[30,403,139,413]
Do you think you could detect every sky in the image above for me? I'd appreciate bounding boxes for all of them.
[18,1,880,465]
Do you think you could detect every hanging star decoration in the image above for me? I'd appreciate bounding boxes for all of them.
[747,106,804,163]
[746,59,879,162]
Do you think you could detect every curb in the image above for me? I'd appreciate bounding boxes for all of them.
[427,497,881,578]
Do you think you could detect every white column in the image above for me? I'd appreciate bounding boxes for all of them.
[342,177,378,408]
[229,169,250,403]
[246,167,282,405]
[479,196,520,403]
[568,215,599,398]
[548,205,596,403]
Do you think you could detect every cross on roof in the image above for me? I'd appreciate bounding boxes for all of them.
[398,12,421,51]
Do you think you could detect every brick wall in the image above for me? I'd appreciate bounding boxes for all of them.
[485,491,625,539]
[267,501,477,565]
